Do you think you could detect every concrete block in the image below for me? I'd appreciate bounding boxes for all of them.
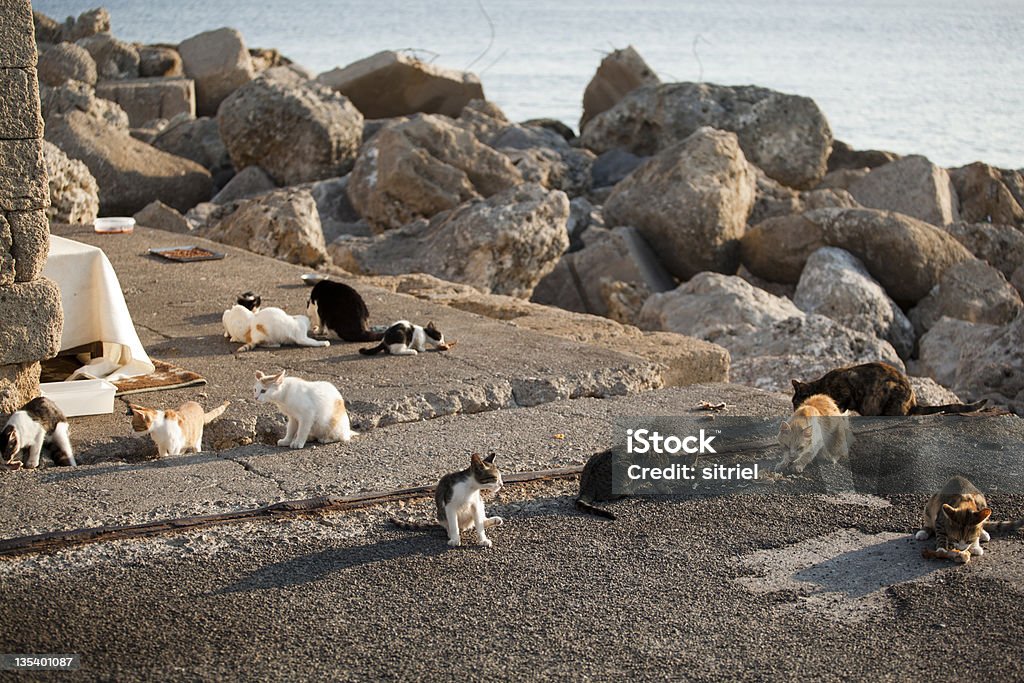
[0,67,43,139]
[0,0,36,68]
[0,360,40,414]
[8,208,49,281]
[0,213,13,286]
[0,277,62,366]
[95,77,196,127]
[0,137,47,212]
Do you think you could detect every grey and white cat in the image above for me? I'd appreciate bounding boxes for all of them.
[0,396,75,468]
[359,320,450,356]
[392,453,504,547]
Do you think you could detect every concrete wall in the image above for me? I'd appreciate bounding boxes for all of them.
[0,0,63,412]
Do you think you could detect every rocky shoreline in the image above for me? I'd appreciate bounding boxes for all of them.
[32,6,1024,414]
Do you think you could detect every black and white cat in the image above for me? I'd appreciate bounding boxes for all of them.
[392,453,504,547]
[307,280,383,343]
[1,396,76,468]
[359,320,450,356]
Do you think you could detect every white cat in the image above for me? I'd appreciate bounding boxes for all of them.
[222,304,255,343]
[1,397,75,469]
[234,307,330,353]
[253,370,356,448]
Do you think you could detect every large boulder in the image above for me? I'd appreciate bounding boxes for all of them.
[61,7,110,42]
[793,247,915,359]
[36,42,97,86]
[942,221,1024,279]
[741,208,975,306]
[579,46,659,130]
[204,188,327,267]
[847,155,960,226]
[152,115,231,179]
[94,77,196,127]
[908,259,1022,335]
[750,169,859,225]
[580,82,832,189]
[346,114,521,231]
[638,272,902,392]
[41,139,99,225]
[39,80,129,130]
[45,109,212,215]
[177,28,254,116]
[218,68,363,186]
[331,183,568,298]
[603,127,756,279]
[75,33,139,81]
[531,226,675,317]
[210,165,275,205]
[316,50,484,119]
[949,162,1024,227]
[138,45,183,78]
[486,123,594,197]
[916,316,1024,412]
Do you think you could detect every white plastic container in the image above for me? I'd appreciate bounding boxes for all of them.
[94,217,135,234]
[39,380,117,417]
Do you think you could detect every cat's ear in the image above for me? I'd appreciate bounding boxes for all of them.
[427,321,437,330]
[470,453,484,467]
[791,379,802,391]
[484,452,496,464]
[779,421,791,433]
[977,508,993,523]
[271,370,286,384]
[255,371,267,381]
[941,503,957,518]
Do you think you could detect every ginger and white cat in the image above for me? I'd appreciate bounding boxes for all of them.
[777,393,852,474]
[392,453,504,547]
[253,370,355,448]
[1,397,75,469]
[127,400,229,457]
[915,475,1024,564]
[230,307,330,353]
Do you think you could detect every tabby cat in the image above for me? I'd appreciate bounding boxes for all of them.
[0,396,75,468]
[915,475,1024,563]
[792,362,986,416]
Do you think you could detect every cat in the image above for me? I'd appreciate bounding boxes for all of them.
[914,475,1024,563]
[776,394,852,474]
[391,453,504,547]
[222,303,255,343]
[575,448,621,520]
[237,291,261,311]
[306,280,383,342]
[126,400,229,457]
[791,362,987,416]
[0,396,75,469]
[234,307,330,353]
[253,370,356,448]
[358,321,450,356]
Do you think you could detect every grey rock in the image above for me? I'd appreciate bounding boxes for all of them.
[908,259,1022,335]
[41,139,99,225]
[134,200,191,234]
[218,68,363,186]
[37,41,97,86]
[949,162,1024,227]
[0,278,62,366]
[178,27,254,116]
[210,165,276,205]
[580,45,660,130]
[76,33,140,81]
[604,127,756,279]
[95,77,195,127]
[827,140,899,172]
[591,148,645,188]
[152,115,230,175]
[848,155,960,226]
[581,82,832,189]
[943,221,1024,279]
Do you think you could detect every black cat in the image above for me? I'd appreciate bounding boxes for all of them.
[306,280,383,343]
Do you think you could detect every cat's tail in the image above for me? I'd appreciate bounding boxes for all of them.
[235,341,259,353]
[575,496,616,520]
[345,326,384,342]
[984,518,1024,533]
[390,517,441,532]
[359,342,387,355]
[204,401,230,424]
[910,399,988,415]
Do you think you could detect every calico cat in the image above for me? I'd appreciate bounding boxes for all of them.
[391,453,504,547]
[914,475,1024,563]
[234,307,330,353]
[776,394,852,474]
[253,370,356,448]
[307,280,383,342]
[792,362,987,416]
[127,400,229,457]
[359,321,450,356]
[222,303,255,343]
[0,397,75,468]
[575,448,621,520]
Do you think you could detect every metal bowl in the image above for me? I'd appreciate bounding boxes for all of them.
[301,273,328,286]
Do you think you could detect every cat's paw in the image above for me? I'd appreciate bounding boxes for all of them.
[288,440,306,449]
[277,438,290,447]
[488,516,504,527]
[914,530,930,541]
[980,530,991,542]
[969,545,984,557]
[479,537,493,548]
[317,340,330,347]
[954,551,970,564]
[447,539,461,547]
